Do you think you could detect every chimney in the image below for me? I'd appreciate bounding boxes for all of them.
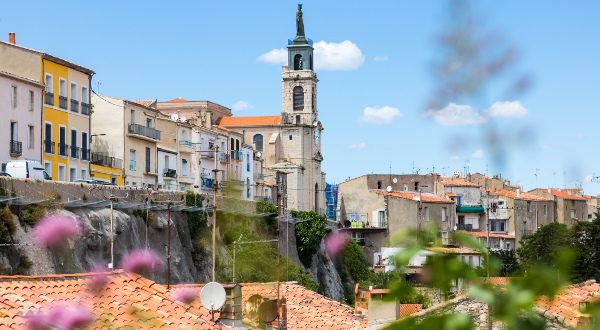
[220,284,243,327]
[8,32,15,44]
[516,189,521,198]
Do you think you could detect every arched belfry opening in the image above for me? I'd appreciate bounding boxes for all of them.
[293,86,304,110]
[294,54,303,70]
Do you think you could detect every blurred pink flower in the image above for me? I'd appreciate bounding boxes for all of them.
[25,303,93,330]
[325,231,348,257]
[121,249,163,274]
[32,214,81,250]
[87,263,110,293]
[171,287,197,304]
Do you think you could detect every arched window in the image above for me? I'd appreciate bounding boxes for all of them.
[252,134,263,152]
[314,183,319,212]
[294,54,303,70]
[293,86,304,110]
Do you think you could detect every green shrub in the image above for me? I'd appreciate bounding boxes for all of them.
[10,204,46,226]
[293,210,327,267]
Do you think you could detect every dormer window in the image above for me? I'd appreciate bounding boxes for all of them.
[293,86,304,110]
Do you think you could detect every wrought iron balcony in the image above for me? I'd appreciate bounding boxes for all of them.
[81,102,90,115]
[59,96,67,109]
[44,92,54,106]
[9,140,22,157]
[58,143,67,156]
[43,140,55,154]
[128,123,160,140]
[201,176,214,189]
[179,140,193,147]
[70,145,80,159]
[163,168,177,178]
[81,148,90,161]
[91,152,122,168]
[70,99,79,112]
[218,152,229,163]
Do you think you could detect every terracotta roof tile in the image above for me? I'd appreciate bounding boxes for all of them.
[166,97,189,103]
[376,191,454,204]
[550,189,589,201]
[129,100,156,108]
[536,280,600,328]
[399,304,423,318]
[425,246,481,254]
[486,189,552,201]
[218,116,281,127]
[440,177,481,187]
[0,270,217,329]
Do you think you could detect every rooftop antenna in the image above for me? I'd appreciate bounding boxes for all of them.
[412,161,415,174]
[592,173,600,183]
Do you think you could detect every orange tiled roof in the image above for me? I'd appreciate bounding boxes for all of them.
[177,282,366,329]
[166,97,189,103]
[377,191,454,204]
[0,270,217,329]
[486,277,512,286]
[399,304,423,318]
[550,189,589,201]
[536,280,600,328]
[218,116,281,127]
[462,231,515,239]
[440,177,481,188]
[486,189,552,201]
[425,246,481,254]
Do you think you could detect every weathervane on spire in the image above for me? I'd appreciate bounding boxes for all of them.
[296,4,305,38]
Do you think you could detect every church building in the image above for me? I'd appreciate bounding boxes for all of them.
[218,4,326,213]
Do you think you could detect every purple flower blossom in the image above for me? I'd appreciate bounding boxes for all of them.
[87,263,110,293]
[121,249,163,274]
[25,303,93,330]
[171,287,197,304]
[324,231,349,257]
[32,214,81,250]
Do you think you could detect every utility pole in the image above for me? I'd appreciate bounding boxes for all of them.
[92,187,129,271]
[212,146,218,282]
[275,170,288,314]
[151,192,184,289]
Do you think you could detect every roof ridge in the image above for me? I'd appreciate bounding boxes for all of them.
[0,269,127,281]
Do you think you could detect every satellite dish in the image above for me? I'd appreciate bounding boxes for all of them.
[258,300,279,323]
[180,115,187,122]
[392,178,398,184]
[200,282,226,311]
[170,113,179,121]
[386,186,392,192]
[256,151,263,159]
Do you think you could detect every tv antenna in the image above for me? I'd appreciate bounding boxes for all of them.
[200,282,226,321]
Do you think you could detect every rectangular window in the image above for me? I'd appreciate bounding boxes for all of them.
[146,118,152,128]
[130,110,135,124]
[29,90,34,111]
[70,82,77,101]
[129,149,136,171]
[58,127,66,156]
[442,231,449,245]
[182,159,188,176]
[58,165,66,181]
[45,74,53,93]
[69,168,77,182]
[28,125,34,149]
[59,79,66,97]
[441,207,447,222]
[378,210,385,227]
[544,204,548,216]
[145,147,151,173]
[10,122,18,141]
[81,86,88,104]
[44,162,51,179]
[423,207,429,221]
[44,123,52,154]
[11,85,17,108]
[70,129,78,158]
[81,169,87,180]
[81,132,88,160]
[165,155,170,170]
[571,209,576,219]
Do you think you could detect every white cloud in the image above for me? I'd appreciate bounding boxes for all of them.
[471,148,485,159]
[427,103,487,126]
[487,101,528,118]
[358,106,402,125]
[349,142,366,150]
[231,100,252,112]
[257,40,365,71]
[373,55,389,62]
[257,48,287,64]
[450,155,461,161]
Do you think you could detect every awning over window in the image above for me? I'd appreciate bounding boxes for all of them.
[457,205,485,213]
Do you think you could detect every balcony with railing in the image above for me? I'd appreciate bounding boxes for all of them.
[43,140,55,154]
[44,92,54,106]
[59,96,67,109]
[91,152,122,168]
[70,145,79,159]
[201,151,215,159]
[128,123,160,141]
[201,176,214,189]
[179,140,194,153]
[81,148,90,161]
[9,140,22,157]
[218,152,229,163]
[230,150,243,161]
[163,168,177,179]
[81,102,90,115]
[58,143,67,157]
[70,99,79,112]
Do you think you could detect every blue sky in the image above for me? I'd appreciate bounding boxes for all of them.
[2,1,599,194]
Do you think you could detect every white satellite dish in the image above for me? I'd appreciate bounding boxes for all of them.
[256,151,263,159]
[200,282,226,311]
[170,113,179,121]
[386,186,392,192]
[392,178,398,184]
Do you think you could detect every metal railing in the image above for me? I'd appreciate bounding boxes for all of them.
[70,145,80,159]
[9,140,22,157]
[70,99,79,112]
[230,150,243,161]
[90,152,122,168]
[44,92,54,106]
[81,148,90,161]
[219,152,229,163]
[128,123,160,140]
[201,176,214,189]
[179,140,193,147]
[81,102,90,115]
[163,168,177,178]
[59,96,67,109]
[58,143,67,156]
[44,140,55,154]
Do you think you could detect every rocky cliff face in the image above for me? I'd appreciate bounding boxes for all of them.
[310,240,345,302]
[3,207,211,284]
